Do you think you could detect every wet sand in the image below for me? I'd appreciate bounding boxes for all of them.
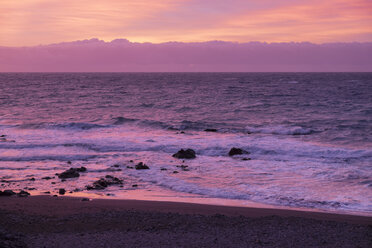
[0,196,371,247]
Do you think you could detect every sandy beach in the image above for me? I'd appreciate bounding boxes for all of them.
[0,195,371,247]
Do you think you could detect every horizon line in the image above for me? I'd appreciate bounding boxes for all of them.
[2,38,372,48]
[1,71,372,74]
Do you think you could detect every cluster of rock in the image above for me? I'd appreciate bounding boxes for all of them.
[86,175,123,190]
[57,167,87,179]
[0,190,30,197]
[0,146,251,197]
[171,147,249,159]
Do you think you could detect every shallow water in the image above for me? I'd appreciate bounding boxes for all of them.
[0,73,371,215]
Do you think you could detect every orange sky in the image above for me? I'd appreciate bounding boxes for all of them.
[0,0,371,46]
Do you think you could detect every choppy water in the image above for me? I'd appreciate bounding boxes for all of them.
[0,73,371,215]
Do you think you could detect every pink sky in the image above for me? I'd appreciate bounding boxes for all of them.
[1,0,372,46]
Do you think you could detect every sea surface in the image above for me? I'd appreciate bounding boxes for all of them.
[0,73,371,215]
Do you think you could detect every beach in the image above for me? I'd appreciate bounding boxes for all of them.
[0,196,371,247]
[0,73,371,247]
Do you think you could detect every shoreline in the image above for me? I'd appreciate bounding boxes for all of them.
[1,195,371,224]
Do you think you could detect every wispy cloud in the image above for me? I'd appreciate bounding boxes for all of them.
[0,0,371,46]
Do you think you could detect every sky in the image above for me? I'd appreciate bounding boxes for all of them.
[1,0,372,47]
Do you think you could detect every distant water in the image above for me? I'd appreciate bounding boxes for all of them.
[0,73,371,215]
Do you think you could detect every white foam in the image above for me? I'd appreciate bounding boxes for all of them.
[1,123,371,214]
[246,125,314,135]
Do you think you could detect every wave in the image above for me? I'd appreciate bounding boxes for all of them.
[246,125,315,135]
[17,122,108,130]
[10,118,315,137]
[0,154,100,162]
[112,117,137,125]
[133,170,369,213]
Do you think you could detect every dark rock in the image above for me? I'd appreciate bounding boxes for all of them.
[81,198,89,201]
[129,160,133,162]
[17,190,30,197]
[58,188,66,195]
[126,166,134,169]
[29,177,35,181]
[172,149,196,159]
[160,168,167,171]
[242,158,251,161]
[86,175,123,190]
[135,162,149,170]
[180,131,185,134]
[58,168,80,179]
[132,184,138,187]
[58,167,86,179]
[0,190,16,196]
[204,129,218,132]
[67,161,72,164]
[51,182,56,184]
[53,195,58,197]
[76,167,87,172]
[113,164,120,168]
[42,176,53,180]
[44,191,50,194]
[228,147,249,156]
[173,171,179,174]
[176,165,190,171]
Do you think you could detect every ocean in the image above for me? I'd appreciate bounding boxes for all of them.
[0,73,371,215]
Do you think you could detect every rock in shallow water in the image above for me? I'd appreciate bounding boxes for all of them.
[204,129,218,132]
[135,162,149,170]
[172,149,196,159]
[0,190,30,197]
[58,167,87,179]
[228,147,249,156]
[0,190,16,196]
[17,190,30,197]
[86,175,123,190]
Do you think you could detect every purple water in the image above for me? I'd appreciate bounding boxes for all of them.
[0,73,371,215]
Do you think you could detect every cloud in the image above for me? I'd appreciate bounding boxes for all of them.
[0,0,371,46]
[224,0,372,42]
[0,39,371,72]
